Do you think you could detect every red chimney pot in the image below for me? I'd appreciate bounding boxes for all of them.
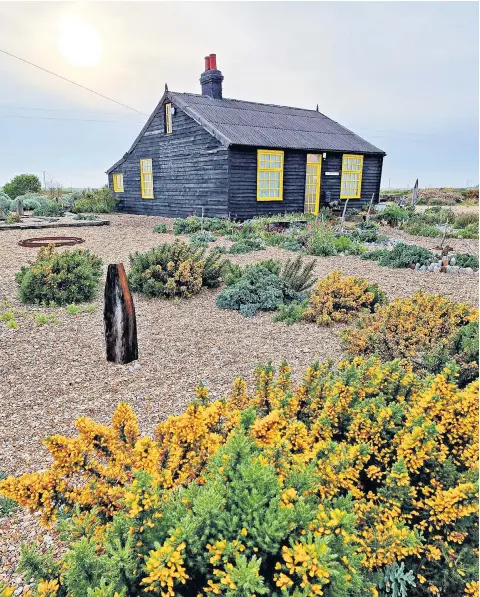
[204,56,211,71]
[209,53,217,70]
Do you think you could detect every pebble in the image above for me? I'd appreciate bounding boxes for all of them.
[128,362,142,372]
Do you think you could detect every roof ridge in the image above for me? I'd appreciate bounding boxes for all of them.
[170,91,329,117]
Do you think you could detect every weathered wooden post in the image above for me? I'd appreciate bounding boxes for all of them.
[17,197,24,217]
[340,198,349,233]
[365,193,375,221]
[104,263,138,364]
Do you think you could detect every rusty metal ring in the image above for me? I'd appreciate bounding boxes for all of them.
[18,236,85,248]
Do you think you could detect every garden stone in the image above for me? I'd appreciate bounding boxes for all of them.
[415,263,420,270]
[419,265,427,272]
[427,264,435,272]
[452,266,460,273]
[446,265,452,273]
[433,266,441,273]
[450,257,456,266]
[465,267,473,274]
[128,362,141,372]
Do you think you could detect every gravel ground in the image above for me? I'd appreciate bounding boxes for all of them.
[0,213,478,584]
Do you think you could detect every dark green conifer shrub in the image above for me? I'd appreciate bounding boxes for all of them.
[153,223,168,233]
[16,246,103,305]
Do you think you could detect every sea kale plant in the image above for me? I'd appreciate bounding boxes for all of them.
[0,357,477,596]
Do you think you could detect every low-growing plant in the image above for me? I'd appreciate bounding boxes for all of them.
[189,230,216,243]
[16,246,103,306]
[6,319,19,329]
[216,261,300,317]
[152,223,168,234]
[333,235,366,255]
[128,241,225,298]
[35,313,59,326]
[453,253,479,270]
[0,192,13,217]
[362,242,435,268]
[305,223,337,256]
[405,222,442,237]
[228,237,265,254]
[273,299,308,325]
[303,271,387,325]
[377,204,412,227]
[0,472,17,518]
[453,213,478,228]
[33,201,65,217]
[351,221,386,243]
[6,212,21,224]
[66,304,81,315]
[280,254,316,293]
[343,291,478,372]
[15,193,46,211]
[72,214,99,221]
[173,216,232,235]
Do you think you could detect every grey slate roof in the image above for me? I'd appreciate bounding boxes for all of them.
[170,92,385,155]
[107,91,384,173]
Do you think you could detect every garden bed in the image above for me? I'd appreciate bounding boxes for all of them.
[0,214,110,230]
[0,213,478,589]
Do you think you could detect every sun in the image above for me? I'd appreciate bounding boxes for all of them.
[58,16,102,67]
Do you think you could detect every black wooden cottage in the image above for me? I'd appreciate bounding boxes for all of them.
[107,54,386,219]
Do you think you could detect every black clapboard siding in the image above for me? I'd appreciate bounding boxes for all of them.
[109,102,229,218]
[228,147,306,220]
[320,153,383,210]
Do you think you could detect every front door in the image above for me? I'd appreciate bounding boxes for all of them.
[304,154,322,215]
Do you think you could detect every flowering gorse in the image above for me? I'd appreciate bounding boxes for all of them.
[0,357,477,596]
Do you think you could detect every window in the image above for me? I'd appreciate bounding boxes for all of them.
[165,103,172,135]
[112,173,124,193]
[140,159,154,199]
[304,154,322,215]
[340,154,363,199]
[257,150,284,201]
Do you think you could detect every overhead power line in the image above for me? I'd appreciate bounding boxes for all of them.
[1,114,144,123]
[0,48,148,116]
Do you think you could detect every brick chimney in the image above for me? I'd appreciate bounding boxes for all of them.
[200,54,224,99]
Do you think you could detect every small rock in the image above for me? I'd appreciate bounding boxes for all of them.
[446,265,452,273]
[465,267,473,274]
[415,263,420,271]
[128,362,141,372]
[450,257,456,266]
[433,266,441,273]
[428,264,435,272]
[419,265,427,272]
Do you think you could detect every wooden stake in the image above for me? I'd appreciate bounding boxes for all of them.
[340,199,349,232]
[365,193,375,221]
[17,197,24,217]
[104,263,138,364]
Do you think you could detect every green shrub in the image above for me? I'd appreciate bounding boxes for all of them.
[72,214,99,221]
[453,213,478,229]
[405,222,442,237]
[333,235,365,255]
[0,192,12,216]
[377,204,411,227]
[173,216,232,235]
[73,188,117,213]
[153,223,168,234]
[6,212,20,224]
[3,173,41,199]
[128,241,225,298]
[0,472,17,518]
[216,262,300,317]
[280,254,316,293]
[33,201,65,217]
[228,237,265,254]
[454,253,479,270]
[362,242,434,268]
[456,222,479,238]
[421,206,456,224]
[351,221,386,243]
[15,193,45,211]
[16,246,103,306]
[190,230,216,243]
[305,223,337,256]
[273,299,308,325]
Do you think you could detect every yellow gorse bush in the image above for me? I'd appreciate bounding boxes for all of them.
[0,357,477,596]
[343,291,478,363]
[303,271,381,326]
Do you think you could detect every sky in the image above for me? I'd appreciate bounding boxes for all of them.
[0,1,478,190]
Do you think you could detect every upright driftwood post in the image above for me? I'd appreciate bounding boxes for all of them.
[104,263,138,364]
[340,198,349,233]
[17,197,24,217]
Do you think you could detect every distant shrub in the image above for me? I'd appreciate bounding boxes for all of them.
[343,291,478,369]
[377,204,411,227]
[3,173,41,199]
[33,202,65,217]
[190,230,216,244]
[405,222,442,237]
[351,221,386,243]
[453,213,478,229]
[16,246,103,306]
[454,253,479,270]
[455,222,479,239]
[128,241,225,298]
[153,223,168,234]
[72,214,99,221]
[228,237,265,254]
[303,271,387,326]
[461,188,479,201]
[362,242,434,268]
[73,187,117,213]
[15,193,45,211]
[6,212,21,224]
[333,235,365,255]
[173,216,232,235]
[0,192,12,216]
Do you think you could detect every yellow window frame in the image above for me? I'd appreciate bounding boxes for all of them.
[140,158,154,199]
[257,149,284,201]
[340,154,364,199]
[112,173,124,193]
[165,103,172,135]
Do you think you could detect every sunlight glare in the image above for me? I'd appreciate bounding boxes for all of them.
[58,16,102,67]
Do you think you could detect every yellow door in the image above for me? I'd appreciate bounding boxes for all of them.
[304,154,322,215]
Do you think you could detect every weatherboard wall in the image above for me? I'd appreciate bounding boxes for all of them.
[228,147,307,220]
[108,102,229,218]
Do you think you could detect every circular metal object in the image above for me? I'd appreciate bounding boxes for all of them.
[18,236,85,248]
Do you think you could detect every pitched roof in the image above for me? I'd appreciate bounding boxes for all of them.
[171,92,385,155]
[107,91,384,173]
